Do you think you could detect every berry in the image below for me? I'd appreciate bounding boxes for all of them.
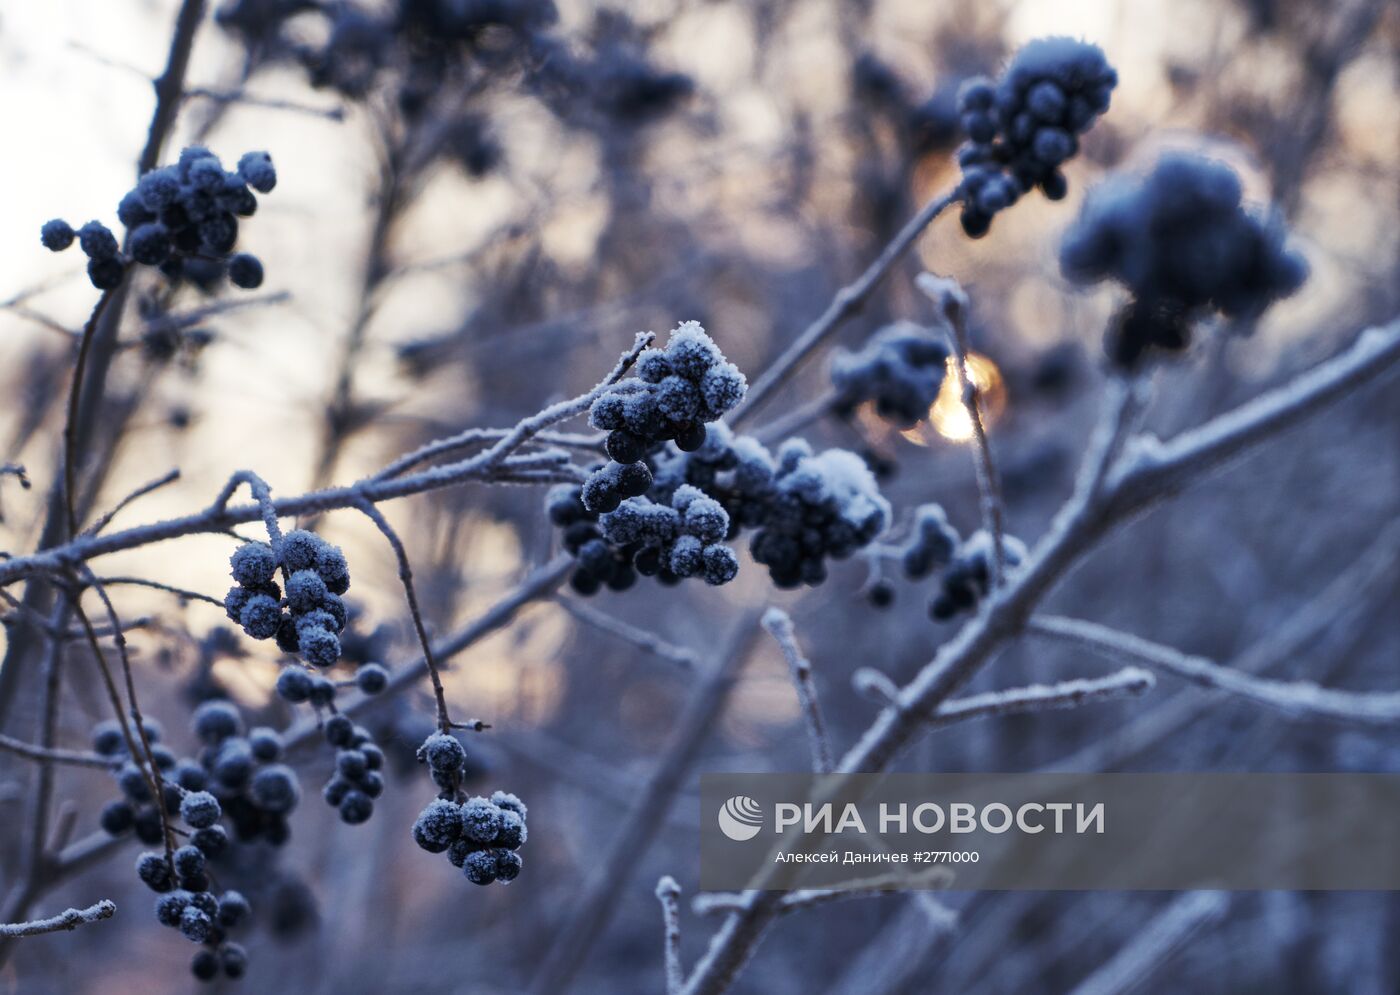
[239,594,282,639]
[179,906,212,942]
[276,667,314,703]
[230,541,277,587]
[463,849,498,885]
[192,826,229,857]
[418,732,465,773]
[137,852,173,892]
[180,791,222,829]
[173,845,206,879]
[228,252,264,289]
[868,578,896,608]
[339,790,374,824]
[324,715,355,747]
[40,219,75,251]
[494,850,523,882]
[100,799,135,835]
[77,221,119,260]
[221,943,249,979]
[218,891,251,928]
[192,700,243,744]
[91,720,126,756]
[87,256,126,290]
[249,727,284,762]
[191,949,219,981]
[250,764,301,814]
[413,799,463,852]
[460,797,504,844]
[355,663,389,694]
[237,151,277,193]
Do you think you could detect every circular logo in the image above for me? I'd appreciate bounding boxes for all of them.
[717,795,764,841]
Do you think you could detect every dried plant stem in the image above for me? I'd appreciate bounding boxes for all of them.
[762,608,833,773]
[917,273,1007,585]
[0,734,114,769]
[83,468,179,536]
[354,500,457,733]
[0,900,116,939]
[62,291,117,537]
[559,600,700,669]
[1028,615,1400,725]
[656,877,684,995]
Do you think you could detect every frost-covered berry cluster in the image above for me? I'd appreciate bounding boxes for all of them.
[1059,152,1309,366]
[412,739,529,887]
[318,713,387,825]
[550,419,893,592]
[749,440,892,589]
[861,505,1028,619]
[41,146,275,290]
[927,531,1027,620]
[110,703,272,981]
[955,38,1117,237]
[186,701,303,845]
[225,529,351,667]
[829,321,949,427]
[582,321,747,513]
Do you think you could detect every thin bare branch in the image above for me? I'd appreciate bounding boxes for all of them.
[560,599,700,669]
[0,733,115,770]
[83,469,180,537]
[762,608,833,773]
[0,900,116,938]
[657,877,684,995]
[917,273,1007,585]
[732,187,960,423]
[1028,615,1400,726]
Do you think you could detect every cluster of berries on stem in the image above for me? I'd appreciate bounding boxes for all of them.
[412,733,529,885]
[41,147,275,290]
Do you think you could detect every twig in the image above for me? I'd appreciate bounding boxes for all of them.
[63,292,117,537]
[751,392,839,446]
[0,900,116,938]
[916,273,1006,585]
[762,608,832,773]
[1027,616,1400,726]
[354,500,460,733]
[73,571,175,860]
[692,869,955,918]
[1067,892,1228,995]
[657,877,684,995]
[91,576,224,607]
[184,86,344,121]
[851,667,900,707]
[559,600,700,669]
[0,733,116,769]
[138,0,207,174]
[923,667,1155,727]
[83,469,180,536]
[373,428,603,482]
[731,187,960,424]
[455,332,652,480]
